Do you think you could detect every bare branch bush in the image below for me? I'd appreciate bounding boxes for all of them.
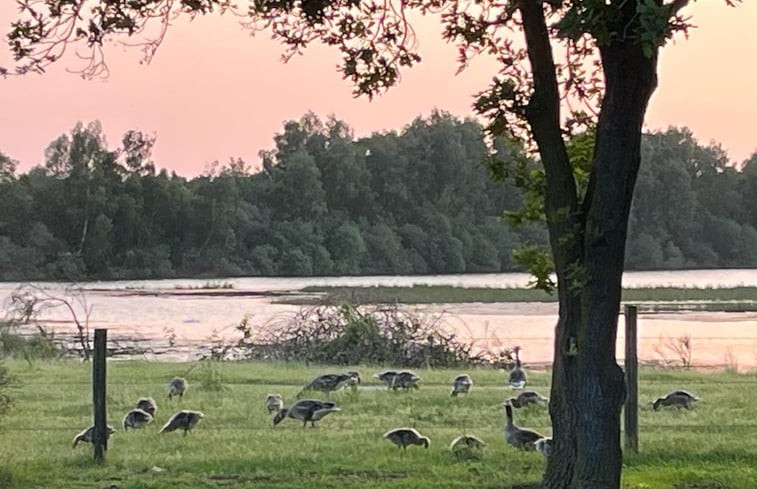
[456,321,515,370]
[653,334,693,368]
[4,284,94,361]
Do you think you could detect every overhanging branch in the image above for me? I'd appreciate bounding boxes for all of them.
[518,0,580,255]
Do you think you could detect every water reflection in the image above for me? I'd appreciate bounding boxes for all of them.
[2,270,756,367]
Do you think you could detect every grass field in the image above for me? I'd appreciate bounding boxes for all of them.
[1,360,756,489]
[282,285,757,310]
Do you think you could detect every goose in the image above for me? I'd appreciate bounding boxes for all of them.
[273,399,340,428]
[72,425,116,448]
[160,410,204,435]
[168,377,187,399]
[450,374,473,396]
[297,373,354,397]
[266,393,284,414]
[508,346,527,389]
[652,390,700,410]
[535,437,553,458]
[136,397,157,417]
[449,434,486,452]
[345,371,361,391]
[123,408,153,430]
[503,402,544,450]
[391,371,421,391]
[508,390,548,408]
[384,428,430,451]
[374,370,399,389]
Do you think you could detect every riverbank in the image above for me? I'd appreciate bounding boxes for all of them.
[280,285,757,310]
[1,360,756,489]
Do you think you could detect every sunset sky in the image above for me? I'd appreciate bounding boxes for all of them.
[1,2,755,177]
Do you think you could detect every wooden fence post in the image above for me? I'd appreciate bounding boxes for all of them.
[93,329,107,463]
[624,305,639,453]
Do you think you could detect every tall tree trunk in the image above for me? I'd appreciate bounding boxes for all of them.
[518,3,660,489]
[543,35,659,489]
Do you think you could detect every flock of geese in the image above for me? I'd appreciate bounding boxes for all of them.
[259,352,557,457]
[72,346,701,459]
[72,377,204,448]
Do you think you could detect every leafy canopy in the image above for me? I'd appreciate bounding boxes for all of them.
[5,1,734,139]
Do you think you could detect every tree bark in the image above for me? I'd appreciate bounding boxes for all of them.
[518,3,660,489]
[569,38,658,489]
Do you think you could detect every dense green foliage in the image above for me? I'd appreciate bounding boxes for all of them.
[1,360,756,489]
[1,117,756,281]
[627,128,757,270]
[0,114,536,280]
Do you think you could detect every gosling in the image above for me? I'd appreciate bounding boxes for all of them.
[273,399,340,428]
[160,410,204,435]
[450,374,473,396]
[391,371,421,391]
[72,425,116,448]
[535,437,553,458]
[123,408,154,430]
[136,397,157,417]
[652,390,700,410]
[168,377,188,400]
[508,390,548,408]
[449,434,486,452]
[266,393,284,414]
[345,371,361,391]
[297,373,354,398]
[374,370,398,389]
[384,428,430,451]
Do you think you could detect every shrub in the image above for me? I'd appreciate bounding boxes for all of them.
[236,304,487,368]
[0,331,59,361]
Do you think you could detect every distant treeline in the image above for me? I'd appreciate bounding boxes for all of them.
[0,112,756,281]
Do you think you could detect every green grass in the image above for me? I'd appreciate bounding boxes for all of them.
[281,285,757,310]
[1,361,757,488]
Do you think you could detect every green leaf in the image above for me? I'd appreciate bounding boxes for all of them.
[512,245,556,293]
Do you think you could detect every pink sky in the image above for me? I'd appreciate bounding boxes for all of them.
[1,2,755,177]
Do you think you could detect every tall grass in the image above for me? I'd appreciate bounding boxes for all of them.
[0,361,756,488]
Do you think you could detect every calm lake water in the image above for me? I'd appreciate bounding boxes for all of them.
[2,269,757,367]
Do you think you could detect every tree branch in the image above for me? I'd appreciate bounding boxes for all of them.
[518,0,581,271]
